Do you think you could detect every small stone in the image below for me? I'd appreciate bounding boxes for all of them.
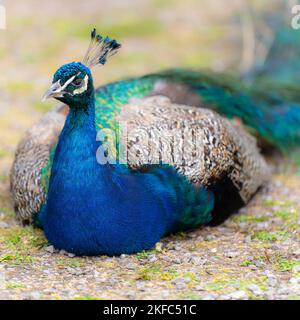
[247,284,260,292]
[120,254,127,259]
[136,281,146,290]
[45,245,55,254]
[171,277,187,290]
[218,227,231,234]
[30,291,41,300]
[43,269,51,275]
[247,284,263,295]
[223,221,233,228]
[292,265,300,273]
[161,290,170,298]
[239,222,247,229]
[254,260,266,268]
[67,268,86,276]
[189,256,206,266]
[228,290,247,299]
[155,242,163,252]
[289,277,299,285]
[162,256,172,262]
[171,277,184,284]
[266,276,278,287]
[292,249,300,256]
[244,235,252,244]
[257,222,270,229]
[270,244,281,251]
[187,233,197,238]
[211,248,217,253]
[195,284,205,291]
[148,255,157,263]
[224,251,239,258]
[0,221,9,228]
[93,270,100,277]
[78,278,87,284]
[68,253,75,258]
[277,288,290,295]
[172,257,182,264]
[248,265,257,270]
[126,290,136,299]
[43,288,56,294]
[263,270,272,275]
[59,249,68,255]
[126,263,136,270]
[264,290,275,299]
[204,235,215,241]
[202,293,218,300]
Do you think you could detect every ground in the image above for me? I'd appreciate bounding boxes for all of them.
[0,172,299,299]
[0,0,299,300]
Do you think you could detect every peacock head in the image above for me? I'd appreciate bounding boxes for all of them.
[43,28,121,108]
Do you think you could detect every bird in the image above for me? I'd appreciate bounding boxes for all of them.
[10,28,274,256]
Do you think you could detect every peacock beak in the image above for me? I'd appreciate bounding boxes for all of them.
[42,80,65,101]
[42,75,76,101]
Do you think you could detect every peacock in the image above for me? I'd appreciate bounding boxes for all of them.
[9,24,300,255]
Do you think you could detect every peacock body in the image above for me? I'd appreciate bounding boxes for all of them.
[9,27,300,255]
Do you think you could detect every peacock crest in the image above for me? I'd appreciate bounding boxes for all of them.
[82,28,121,68]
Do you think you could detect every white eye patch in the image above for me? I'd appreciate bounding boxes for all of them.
[73,74,89,95]
[61,75,76,91]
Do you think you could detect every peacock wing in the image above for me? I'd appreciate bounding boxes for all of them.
[117,95,270,203]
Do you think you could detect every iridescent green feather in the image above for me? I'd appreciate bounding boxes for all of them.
[41,146,56,194]
[94,77,156,161]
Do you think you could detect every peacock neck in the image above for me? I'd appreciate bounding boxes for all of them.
[50,94,115,187]
[67,97,96,135]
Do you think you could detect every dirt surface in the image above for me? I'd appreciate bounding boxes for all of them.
[0,0,299,300]
[0,171,299,300]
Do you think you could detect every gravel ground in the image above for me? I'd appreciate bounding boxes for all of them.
[0,169,299,300]
[0,0,299,300]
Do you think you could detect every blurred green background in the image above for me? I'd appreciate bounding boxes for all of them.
[0,0,287,156]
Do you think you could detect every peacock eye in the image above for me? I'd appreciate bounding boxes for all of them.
[72,78,83,87]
